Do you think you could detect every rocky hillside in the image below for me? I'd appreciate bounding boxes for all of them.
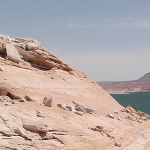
[0,34,150,149]
[97,73,150,94]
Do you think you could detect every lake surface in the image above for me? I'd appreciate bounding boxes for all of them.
[111,92,150,115]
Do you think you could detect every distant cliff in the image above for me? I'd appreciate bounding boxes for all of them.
[97,73,150,94]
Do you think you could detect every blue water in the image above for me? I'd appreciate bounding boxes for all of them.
[111,92,150,115]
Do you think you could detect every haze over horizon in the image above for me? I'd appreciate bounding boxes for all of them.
[1,0,150,81]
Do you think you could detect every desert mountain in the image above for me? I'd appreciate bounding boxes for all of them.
[97,72,150,94]
[0,34,150,149]
[138,72,150,81]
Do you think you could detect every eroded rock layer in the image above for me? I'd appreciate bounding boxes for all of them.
[0,34,150,150]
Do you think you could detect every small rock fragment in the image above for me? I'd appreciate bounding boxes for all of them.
[12,100,19,104]
[24,96,34,101]
[96,126,104,129]
[43,97,54,107]
[5,102,12,106]
[141,117,147,121]
[1,96,12,102]
[36,110,45,118]
[6,43,22,63]
[106,134,115,139]
[57,104,63,108]
[66,105,76,112]
[72,101,96,114]
[127,115,136,121]
[75,111,84,116]
[137,119,143,123]
[118,117,122,121]
[75,105,86,113]
[57,104,69,110]
[114,142,122,147]
[18,98,26,102]
[106,113,114,119]
[103,129,111,135]
[40,132,53,140]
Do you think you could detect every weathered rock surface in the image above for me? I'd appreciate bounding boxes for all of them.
[0,34,149,150]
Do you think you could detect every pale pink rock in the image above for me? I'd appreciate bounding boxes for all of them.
[43,97,54,107]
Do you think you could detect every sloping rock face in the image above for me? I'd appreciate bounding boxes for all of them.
[0,34,120,111]
[0,34,150,150]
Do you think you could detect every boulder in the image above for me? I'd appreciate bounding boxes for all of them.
[26,42,40,51]
[57,104,69,110]
[22,119,49,133]
[43,97,54,107]
[106,114,115,119]
[5,43,22,63]
[66,105,76,112]
[75,105,86,113]
[72,101,96,114]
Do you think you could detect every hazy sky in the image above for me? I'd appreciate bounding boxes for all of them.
[1,0,150,81]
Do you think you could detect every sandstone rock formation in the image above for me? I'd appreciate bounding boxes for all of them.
[0,34,150,150]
